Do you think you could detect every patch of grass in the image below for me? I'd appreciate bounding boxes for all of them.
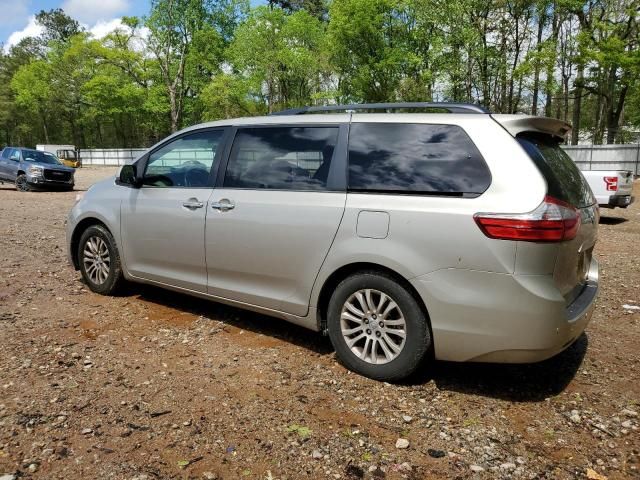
[287,424,312,439]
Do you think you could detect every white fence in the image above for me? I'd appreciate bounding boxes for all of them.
[79,148,146,166]
[563,144,640,175]
[79,144,640,174]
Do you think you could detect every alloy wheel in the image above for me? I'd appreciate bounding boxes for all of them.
[83,236,111,285]
[340,288,407,364]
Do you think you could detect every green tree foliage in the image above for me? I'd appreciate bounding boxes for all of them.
[0,0,638,148]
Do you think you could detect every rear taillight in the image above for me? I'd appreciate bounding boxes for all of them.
[604,176,618,191]
[474,196,581,242]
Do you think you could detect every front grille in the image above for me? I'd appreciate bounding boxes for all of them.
[43,170,72,182]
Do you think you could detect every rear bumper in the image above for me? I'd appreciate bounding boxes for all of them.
[410,258,599,363]
[599,194,634,208]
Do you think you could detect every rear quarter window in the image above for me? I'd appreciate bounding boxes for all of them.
[347,123,491,196]
[517,133,595,208]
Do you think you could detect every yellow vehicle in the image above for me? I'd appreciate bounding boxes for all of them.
[36,144,81,168]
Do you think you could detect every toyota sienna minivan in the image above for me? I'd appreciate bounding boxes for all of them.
[66,103,599,381]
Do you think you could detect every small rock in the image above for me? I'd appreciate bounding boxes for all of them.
[27,464,38,473]
[312,449,323,460]
[402,415,413,423]
[500,462,516,470]
[470,465,485,472]
[0,475,17,480]
[570,411,581,423]
[427,449,445,458]
[81,428,93,435]
[621,420,633,429]
[395,438,410,449]
[622,409,638,418]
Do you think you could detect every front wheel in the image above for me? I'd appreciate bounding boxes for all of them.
[327,272,431,382]
[15,174,30,192]
[77,225,124,295]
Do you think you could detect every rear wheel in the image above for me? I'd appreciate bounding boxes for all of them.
[77,225,124,295]
[15,174,30,192]
[327,272,431,381]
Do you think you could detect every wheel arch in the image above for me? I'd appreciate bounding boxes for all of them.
[316,262,432,339]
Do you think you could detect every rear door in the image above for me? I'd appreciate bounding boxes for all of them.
[205,124,347,316]
[518,134,598,303]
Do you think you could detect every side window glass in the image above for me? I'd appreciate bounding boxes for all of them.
[348,123,491,195]
[0,149,8,159]
[9,149,20,161]
[143,130,224,188]
[223,126,339,190]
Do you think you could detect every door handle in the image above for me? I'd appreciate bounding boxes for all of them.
[211,199,235,211]
[182,198,204,210]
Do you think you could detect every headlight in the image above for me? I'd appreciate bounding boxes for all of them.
[28,165,44,176]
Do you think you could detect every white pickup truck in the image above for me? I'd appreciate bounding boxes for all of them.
[582,170,635,208]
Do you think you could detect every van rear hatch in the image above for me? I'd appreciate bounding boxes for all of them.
[517,133,598,304]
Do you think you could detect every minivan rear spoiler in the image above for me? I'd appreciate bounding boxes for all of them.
[491,114,572,141]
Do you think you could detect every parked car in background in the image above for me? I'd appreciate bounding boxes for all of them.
[582,170,635,209]
[66,103,599,381]
[0,147,75,191]
[36,144,81,168]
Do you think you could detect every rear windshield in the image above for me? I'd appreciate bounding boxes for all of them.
[517,133,595,208]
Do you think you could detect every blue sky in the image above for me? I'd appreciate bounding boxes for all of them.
[1,0,265,50]
[1,0,152,49]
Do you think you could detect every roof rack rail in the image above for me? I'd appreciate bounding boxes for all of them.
[270,102,490,115]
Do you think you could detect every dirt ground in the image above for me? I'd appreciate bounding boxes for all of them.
[0,167,638,480]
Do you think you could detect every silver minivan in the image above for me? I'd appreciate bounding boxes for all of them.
[66,103,599,381]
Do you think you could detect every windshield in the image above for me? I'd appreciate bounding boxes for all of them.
[22,150,62,165]
[517,133,595,208]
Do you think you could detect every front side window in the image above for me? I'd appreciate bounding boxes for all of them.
[143,130,223,188]
[1,148,10,159]
[348,123,491,196]
[223,126,339,190]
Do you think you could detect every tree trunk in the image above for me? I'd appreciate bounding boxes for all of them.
[606,84,628,144]
[571,63,584,145]
[544,5,560,117]
[169,85,179,133]
[531,8,546,115]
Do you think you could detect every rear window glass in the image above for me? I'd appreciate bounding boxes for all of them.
[517,134,595,208]
[348,123,491,196]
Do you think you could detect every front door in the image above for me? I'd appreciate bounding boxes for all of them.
[120,129,226,292]
[205,125,347,316]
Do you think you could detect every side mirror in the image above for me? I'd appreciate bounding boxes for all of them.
[118,164,142,188]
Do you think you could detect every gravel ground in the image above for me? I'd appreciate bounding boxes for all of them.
[0,167,638,480]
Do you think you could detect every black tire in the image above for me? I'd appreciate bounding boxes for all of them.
[15,174,30,192]
[77,224,124,295]
[327,272,431,382]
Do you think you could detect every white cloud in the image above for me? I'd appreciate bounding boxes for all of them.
[89,18,126,38]
[4,15,43,52]
[61,0,130,24]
